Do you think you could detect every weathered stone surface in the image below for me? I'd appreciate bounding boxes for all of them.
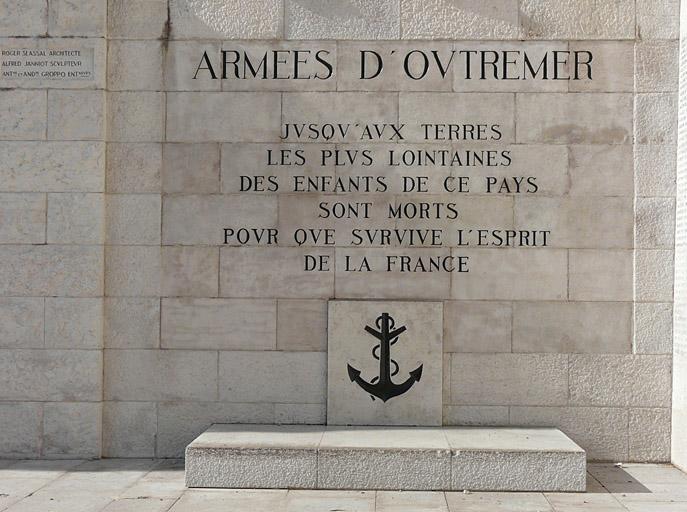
[0,90,46,140]
[163,144,219,193]
[569,41,633,92]
[569,249,633,301]
[629,408,671,462]
[167,92,281,142]
[169,0,282,39]
[634,302,673,354]
[635,249,675,302]
[328,301,443,426]
[219,351,326,403]
[171,490,287,511]
[569,355,672,407]
[443,301,511,353]
[286,0,399,39]
[108,92,165,142]
[509,406,629,461]
[636,0,680,40]
[104,298,160,349]
[0,298,43,349]
[108,40,164,91]
[275,403,326,424]
[221,247,334,298]
[512,301,632,354]
[401,0,521,39]
[163,194,276,245]
[568,145,634,197]
[277,299,327,351]
[636,41,679,92]
[516,93,632,144]
[0,349,101,401]
[106,194,161,245]
[186,425,585,491]
[515,196,633,248]
[452,249,567,301]
[450,354,568,406]
[103,401,157,458]
[107,143,161,193]
[0,403,41,457]
[45,298,102,349]
[635,197,675,248]
[520,0,635,39]
[443,406,510,426]
[0,0,47,36]
[319,449,450,491]
[47,193,104,244]
[48,90,104,141]
[48,0,105,36]
[446,492,552,511]
[43,402,101,458]
[445,428,585,491]
[161,247,219,298]
[634,144,676,196]
[0,141,104,192]
[0,245,103,297]
[161,298,275,350]
[186,425,320,489]
[104,349,218,402]
[635,93,678,145]
[108,0,168,39]
[287,490,375,512]
[157,403,274,458]
[105,246,160,297]
[0,193,46,244]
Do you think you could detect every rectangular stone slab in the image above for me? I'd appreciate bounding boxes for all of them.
[185,424,586,491]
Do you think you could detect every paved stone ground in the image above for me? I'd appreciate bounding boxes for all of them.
[0,459,686,511]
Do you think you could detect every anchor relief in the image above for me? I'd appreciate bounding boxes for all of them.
[347,312,423,402]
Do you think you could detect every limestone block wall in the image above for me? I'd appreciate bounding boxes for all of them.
[673,0,687,472]
[0,0,680,461]
[0,0,107,457]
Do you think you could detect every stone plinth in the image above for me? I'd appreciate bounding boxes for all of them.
[185,424,586,491]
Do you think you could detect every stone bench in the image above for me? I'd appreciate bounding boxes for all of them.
[185,424,586,492]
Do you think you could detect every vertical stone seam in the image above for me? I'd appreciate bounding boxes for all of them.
[100,1,111,459]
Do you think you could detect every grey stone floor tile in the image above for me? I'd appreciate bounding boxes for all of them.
[445,491,554,512]
[168,489,287,512]
[100,498,178,512]
[0,459,84,480]
[545,492,626,511]
[120,480,186,500]
[3,493,114,512]
[375,491,449,511]
[285,490,374,512]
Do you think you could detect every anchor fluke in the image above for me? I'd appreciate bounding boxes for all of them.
[347,364,361,382]
[409,365,422,382]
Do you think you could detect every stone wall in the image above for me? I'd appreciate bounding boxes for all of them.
[673,0,687,471]
[0,0,679,461]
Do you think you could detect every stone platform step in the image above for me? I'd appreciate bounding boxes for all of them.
[185,424,586,492]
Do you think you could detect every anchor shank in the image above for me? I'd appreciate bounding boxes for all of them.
[379,313,391,385]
